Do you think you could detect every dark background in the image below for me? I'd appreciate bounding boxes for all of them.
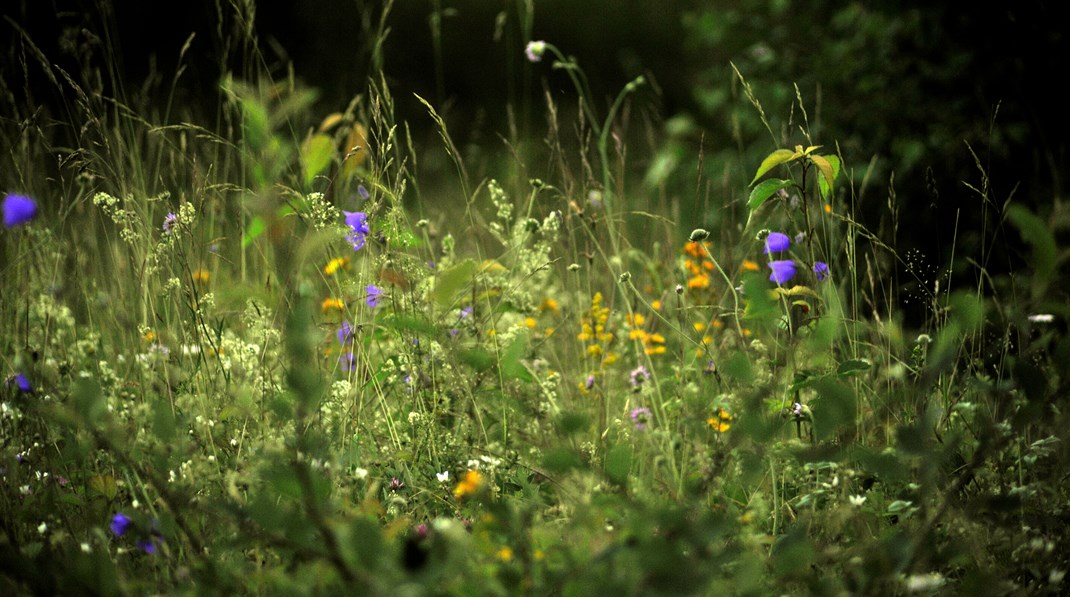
[4,0,1068,314]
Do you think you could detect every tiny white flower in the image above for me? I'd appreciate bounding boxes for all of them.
[1028,313,1054,323]
[436,471,450,482]
[849,494,867,507]
[80,542,91,553]
[37,522,48,534]
[132,499,140,508]
[353,467,369,480]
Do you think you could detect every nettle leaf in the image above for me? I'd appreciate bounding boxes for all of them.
[748,178,794,211]
[750,149,797,185]
[301,133,334,188]
[814,154,840,200]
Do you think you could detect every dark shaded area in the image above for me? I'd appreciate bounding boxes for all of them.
[4,1,1067,312]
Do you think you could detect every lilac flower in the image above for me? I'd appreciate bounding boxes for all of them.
[460,306,472,319]
[768,260,797,284]
[14,373,31,393]
[137,538,156,554]
[389,477,405,492]
[2,194,38,227]
[344,211,370,251]
[812,261,829,281]
[629,365,650,389]
[357,184,370,201]
[630,407,652,431]
[365,284,382,308]
[110,513,132,537]
[763,232,790,254]
[524,40,547,63]
[162,212,178,234]
[585,374,596,391]
[339,351,355,372]
[337,321,353,344]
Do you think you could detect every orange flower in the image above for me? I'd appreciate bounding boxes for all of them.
[321,297,345,313]
[453,469,484,499]
[707,408,733,432]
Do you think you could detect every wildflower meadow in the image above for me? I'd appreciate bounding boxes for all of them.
[2,2,1069,595]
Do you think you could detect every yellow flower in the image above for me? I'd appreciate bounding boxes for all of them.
[707,408,733,433]
[324,256,350,276]
[497,546,513,562]
[453,469,484,499]
[522,317,537,330]
[539,298,559,313]
[742,259,760,272]
[321,297,345,313]
[143,330,157,343]
[192,268,210,283]
[650,299,662,311]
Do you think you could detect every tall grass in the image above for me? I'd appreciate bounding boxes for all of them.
[2,2,1069,595]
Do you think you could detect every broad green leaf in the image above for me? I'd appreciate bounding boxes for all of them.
[383,315,437,336]
[88,474,118,500]
[816,154,840,200]
[457,348,495,371]
[810,154,836,195]
[836,358,872,376]
[432,259,477,307]
[242,215,266,247]
[1007,205,1056,297]
[500,332,533,381]
[748,178,793,211]
[750,149,796,185]
[301,133,335,188]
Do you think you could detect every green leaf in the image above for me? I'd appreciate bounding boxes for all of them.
[749,149,796,185]
[432,259,477,307]
[815,154,840,200]
[605,444,632,486]
[1007,205,1056,297]
[748,178,793,211]
[836,358,871,376]
[383,315,437,336]
[301,133,335,188]
[242,215,267,247]
[500,332,533,381]
[457,348,495,371]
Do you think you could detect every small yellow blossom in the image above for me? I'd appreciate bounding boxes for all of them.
[143,330,157,343]
[824,203,832,214]
[539,298,559,313]
[522,317,538,329]
[453,469,484,499]
[321,297,345,313]
[324,256,350,276]
[707,408,733,432]
[650,299,662,311]
[192,268,210,283]
[742,259,760,272]
[497,546,513,562]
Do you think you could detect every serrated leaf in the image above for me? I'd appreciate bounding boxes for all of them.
[301,133,335,188]
[750,149,796,185]
[816,154,840,200]
[88,475,118,500]
[748,178,793,211]
[836,359,872,376]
